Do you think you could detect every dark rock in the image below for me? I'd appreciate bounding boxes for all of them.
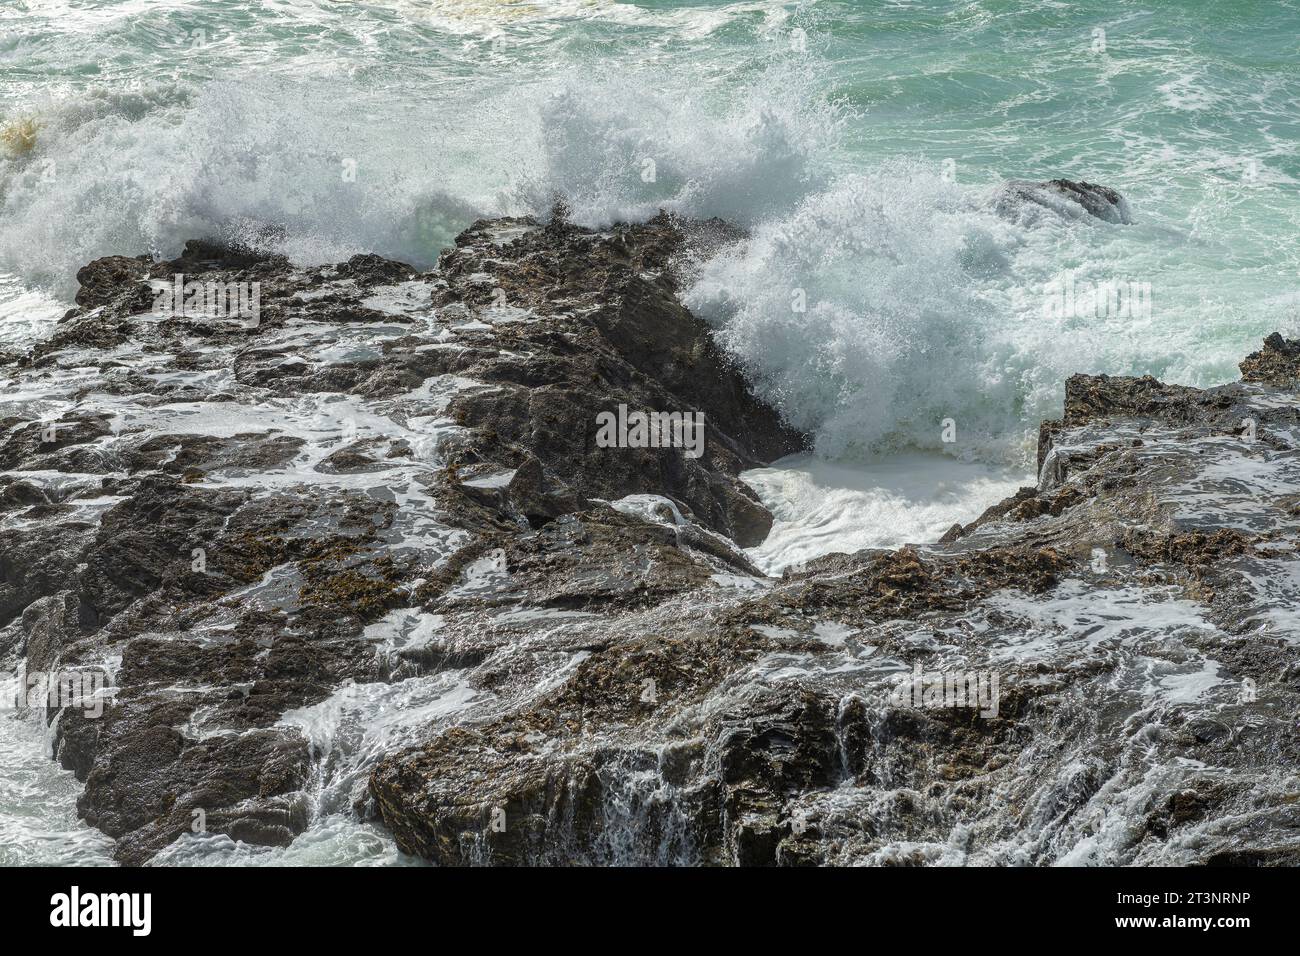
[340,253,418,287]
[74,255,152,308]
[995,178,1133,224]
[433,212,805,544]
[1239,332,1300,385]
[369,330,1300,867]
[20,590,84,675]
[163,238,289,273]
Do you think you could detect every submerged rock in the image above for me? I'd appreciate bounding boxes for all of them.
[995,178,1133,224]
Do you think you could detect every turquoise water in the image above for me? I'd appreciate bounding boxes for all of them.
[2,0,1297,460]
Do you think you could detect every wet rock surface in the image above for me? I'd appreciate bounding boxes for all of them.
[372,334,1300,866]
[3,209,1297,866]
[1240,332,1300,386]
[995,178,1134,225]
[0,212,800,863]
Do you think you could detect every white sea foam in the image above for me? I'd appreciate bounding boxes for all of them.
[742,452,1027,573]
[2,43,1292,468]
[0,673,117,865]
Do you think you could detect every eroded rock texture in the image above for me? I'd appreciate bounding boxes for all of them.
[995,178,1134,225]
[3,205,1297,866]
[372,335,1300,866]
[0,212,799,864]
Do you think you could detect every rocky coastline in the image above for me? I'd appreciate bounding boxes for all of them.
[3,186,1298,866]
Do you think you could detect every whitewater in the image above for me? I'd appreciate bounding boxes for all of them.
[1,0,1297,865]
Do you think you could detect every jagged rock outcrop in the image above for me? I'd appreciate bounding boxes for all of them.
[3,202,1296,866]
[371,335,1300,866]
[0,211,801,863]
[427,213,803,546]
[1240,331,1300,386]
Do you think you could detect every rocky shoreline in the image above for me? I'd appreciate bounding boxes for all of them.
[3,194,1298,865]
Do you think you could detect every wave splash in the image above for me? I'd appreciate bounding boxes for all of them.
[683,163,1040,461]
[1,57,1107,466]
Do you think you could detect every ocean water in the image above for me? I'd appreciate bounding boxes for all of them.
[1,0,1298,864]
[0,675,116,865]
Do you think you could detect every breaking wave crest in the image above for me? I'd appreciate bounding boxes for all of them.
[683,163,1038,461]
[0,49,840,284]
[1,21,1282,467]
[0,55,1032,463]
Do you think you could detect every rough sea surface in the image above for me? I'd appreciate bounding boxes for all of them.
[3,0,1298,456]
